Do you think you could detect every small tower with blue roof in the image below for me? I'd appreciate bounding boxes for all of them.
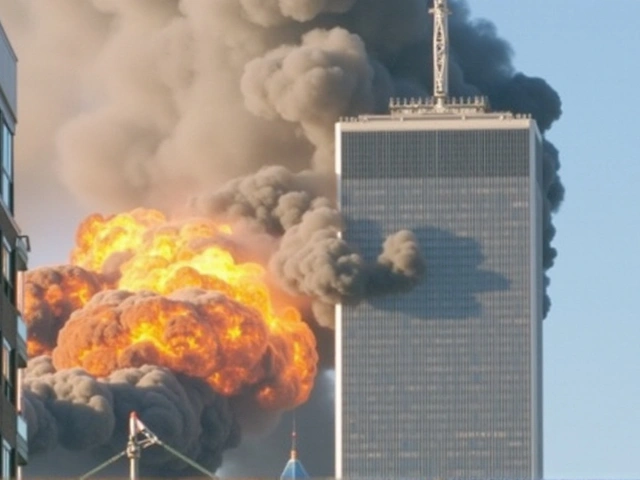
[279,416,310,479]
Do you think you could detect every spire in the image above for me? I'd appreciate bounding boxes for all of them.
[386,0,490,116]
[429,0,450,109]
[290,412,297,459]
[280,413,310,479]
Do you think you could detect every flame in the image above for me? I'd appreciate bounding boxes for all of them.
[26,208,318,409]
[24,265,103,357]
[71,209,166,274]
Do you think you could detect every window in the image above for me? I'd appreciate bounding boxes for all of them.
[1,339,14,405]
[0,121,13,212]
[1,440,10,480]
[1,238,13,303]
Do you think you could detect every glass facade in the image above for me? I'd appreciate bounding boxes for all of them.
[336,120,543,480]
[1,440,10,480]
[0,18,29,477]
[1,121,12,212]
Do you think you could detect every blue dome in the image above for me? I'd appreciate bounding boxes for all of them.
[280,457,310,479]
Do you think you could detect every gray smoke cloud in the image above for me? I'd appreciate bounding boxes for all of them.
[23,356,240,476]
[0,0,563,477]
[241,27,390,166]
[0,0,562,208]
[239,0,357,27]
[192,165,426,327]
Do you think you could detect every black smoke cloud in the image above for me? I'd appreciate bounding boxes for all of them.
[0,0,563,477]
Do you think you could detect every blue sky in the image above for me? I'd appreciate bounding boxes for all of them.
[10,1,640,479]
[472,1,640,478]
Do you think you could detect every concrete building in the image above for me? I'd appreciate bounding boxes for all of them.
[0,18,29,480]
[335,96,544,479]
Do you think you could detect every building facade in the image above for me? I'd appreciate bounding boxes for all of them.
[0,19,29,479]
[335,105,543,479]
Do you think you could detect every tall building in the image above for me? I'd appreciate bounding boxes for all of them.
[334,2,543,479]
[0,18,29,480]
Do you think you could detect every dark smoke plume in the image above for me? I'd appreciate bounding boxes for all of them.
[0,0,563,477]
[23,356,240,475]
[192,165,426,327]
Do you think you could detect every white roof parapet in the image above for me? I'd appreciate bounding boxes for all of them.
[388,95,490,116]
[338,110,526,123]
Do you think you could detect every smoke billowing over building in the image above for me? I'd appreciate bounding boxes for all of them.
[0,0,562,477]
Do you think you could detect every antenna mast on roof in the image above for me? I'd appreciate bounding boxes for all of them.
[429,0,450,109]
[386,0,489,116]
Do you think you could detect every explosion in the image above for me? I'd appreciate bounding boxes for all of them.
[20,170,425,476]
[24,265,103,357]
[26,208,318,410]
[2,0,564,476]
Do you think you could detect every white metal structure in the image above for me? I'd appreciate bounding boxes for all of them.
[78,412,217,480]
[374,0,490,117]
[429,0,450,109]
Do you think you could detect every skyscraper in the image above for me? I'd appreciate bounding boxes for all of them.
[334,2,543,479]
[0,17,29,480]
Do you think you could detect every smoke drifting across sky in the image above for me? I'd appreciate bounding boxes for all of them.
[0,0,563,477]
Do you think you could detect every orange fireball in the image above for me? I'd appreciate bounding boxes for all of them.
[24,265,103,357]
[26,208,319,410]
[71,208,166,274]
